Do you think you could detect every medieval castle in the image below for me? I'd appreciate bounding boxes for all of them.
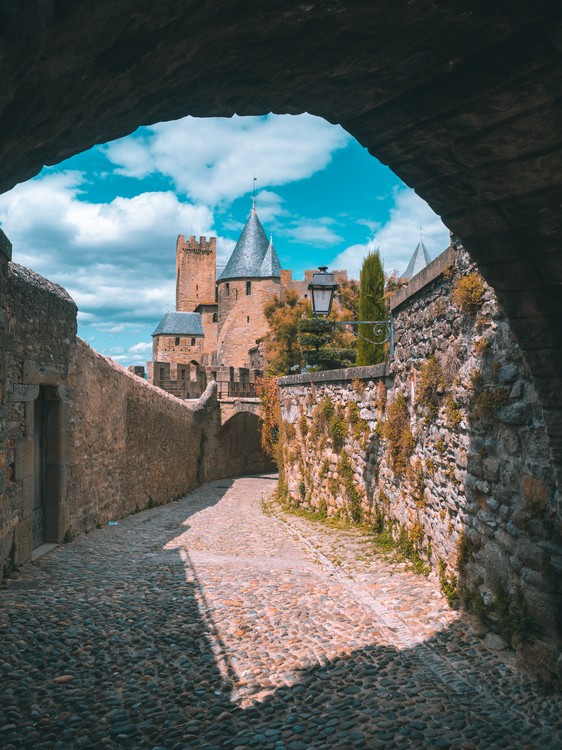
[146,205,349,395]
[146,205,432,397]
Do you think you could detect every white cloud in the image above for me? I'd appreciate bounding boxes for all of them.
[0,171,216,328]
[104,114,350,207]
[331,188,450,278]
[128,341,153,354]
[284,220,343,247]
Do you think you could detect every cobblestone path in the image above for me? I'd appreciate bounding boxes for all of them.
[1,475,561,750]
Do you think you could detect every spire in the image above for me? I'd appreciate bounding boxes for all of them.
[217,209,270,281]
[403,239,432,280]
[259,234,282,278]
[251,175,257,214]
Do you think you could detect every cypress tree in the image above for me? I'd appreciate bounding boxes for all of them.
[356,250,387,365]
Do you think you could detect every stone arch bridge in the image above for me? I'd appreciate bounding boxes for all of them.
[218,397,262,427]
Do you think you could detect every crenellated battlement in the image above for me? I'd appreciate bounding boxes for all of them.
[176,234,217,311]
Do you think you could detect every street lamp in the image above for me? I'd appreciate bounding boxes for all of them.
[307,266,394,356]
[308,266,339,316]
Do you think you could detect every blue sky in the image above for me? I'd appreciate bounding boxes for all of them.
[0,114,450,367]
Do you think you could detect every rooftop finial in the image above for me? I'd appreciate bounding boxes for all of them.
[251,175,257,214]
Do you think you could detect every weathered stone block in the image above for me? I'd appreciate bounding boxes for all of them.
[521,474,552,511]
[516,539,547,571]
[14,438,33,481]
[22,361,66,385]
[496,402,530,425]
[483,458,500,483]
[13,384,39,402]
[14,518,32,565]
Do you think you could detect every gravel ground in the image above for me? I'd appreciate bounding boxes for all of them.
[1,474,560,749]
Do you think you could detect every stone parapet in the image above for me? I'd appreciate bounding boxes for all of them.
[278,244,562,686]
[279,363,389,387]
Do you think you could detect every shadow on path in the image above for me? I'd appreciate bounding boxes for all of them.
[0,475,560,750]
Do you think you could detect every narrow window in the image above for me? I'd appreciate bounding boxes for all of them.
[246,281,251,295]
[225,283,230,297]
[175,337,180,346]
[247,316,250,323]
[191,338,196,346]
[212,313,218,323]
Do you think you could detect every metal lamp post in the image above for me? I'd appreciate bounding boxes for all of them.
[307,266,339,316]
[307,266,394,357]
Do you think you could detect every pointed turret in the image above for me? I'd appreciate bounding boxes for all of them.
[258,235,282,278]
[403,240,432,280]
[217,210,270,282]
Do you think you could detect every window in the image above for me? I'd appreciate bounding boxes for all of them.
[247,316,250,323]
[175,337,180,346]
[246,281,251,295]
[212,313,218,323]
[225,283,230,297]
[191,338,196,346]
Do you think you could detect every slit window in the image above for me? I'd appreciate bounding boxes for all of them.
[246,281,251,295]
[175,337,180,346]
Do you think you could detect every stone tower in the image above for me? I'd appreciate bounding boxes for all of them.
[215,208,282,367]
[176,234,216,311]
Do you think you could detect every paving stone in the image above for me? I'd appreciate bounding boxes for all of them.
[0,475,560,749]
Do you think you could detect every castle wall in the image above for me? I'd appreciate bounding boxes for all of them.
[278,245,562,683]
[283,269,348,303]
[199,305,218,358]
[216,277,281,367]
[0,245,271,579]
[176,234,216,311]
[152,334,205,370]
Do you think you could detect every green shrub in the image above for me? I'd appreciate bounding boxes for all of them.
[329,414,347,452]
[382,393,414,475]
[444,395,462,427]
[452,273,485,314]
[417,356,445,420]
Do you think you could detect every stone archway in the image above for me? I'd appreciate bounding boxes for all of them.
[219,412,275,478]
[1,1,562,476]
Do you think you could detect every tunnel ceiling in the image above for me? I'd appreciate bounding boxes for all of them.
[2,0,562,463]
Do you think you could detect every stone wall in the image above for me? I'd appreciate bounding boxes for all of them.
[0,251,272,578]
[176,234,216,311]
[278,244,562,684]
[217,277,282,367]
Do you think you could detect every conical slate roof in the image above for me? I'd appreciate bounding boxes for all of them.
[218,209,272,282]
[403,240,432,280]
[259,236,282,278]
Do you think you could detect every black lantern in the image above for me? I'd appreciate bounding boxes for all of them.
[308,266,339,316]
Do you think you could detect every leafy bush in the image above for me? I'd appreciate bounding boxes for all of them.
[417,356,445,420]
[452,273,485,314]
[329,414,346,452]
[382,393,414,475]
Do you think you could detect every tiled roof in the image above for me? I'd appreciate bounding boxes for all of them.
[259,236,282,278]
[403,240,432,279]
[152,312,203,337]
[218,209,280,281]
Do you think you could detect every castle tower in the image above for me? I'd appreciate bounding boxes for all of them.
[215,208,282,367]
[176,234,216,312]
[403,239,432,280]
